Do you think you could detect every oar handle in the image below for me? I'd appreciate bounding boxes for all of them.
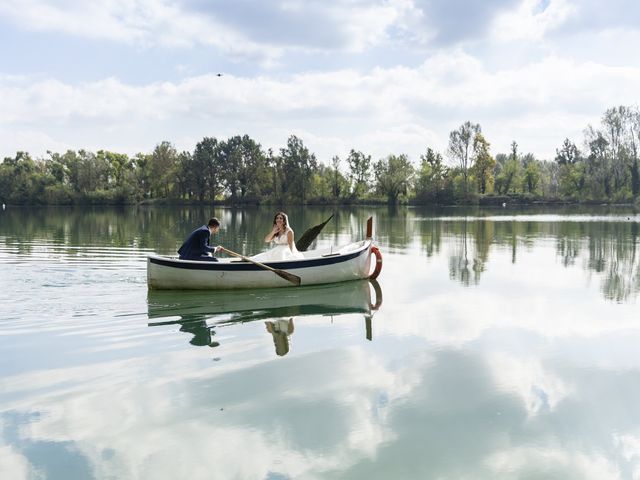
[218,247,301,286]
[219,247,276,272]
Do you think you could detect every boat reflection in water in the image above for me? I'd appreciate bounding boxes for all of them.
[147,279,382,356]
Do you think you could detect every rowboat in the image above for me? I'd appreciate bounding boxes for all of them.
[147,218,382,290]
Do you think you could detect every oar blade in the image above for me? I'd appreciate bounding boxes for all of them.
[296,214,334,251]
[275,269,301,286]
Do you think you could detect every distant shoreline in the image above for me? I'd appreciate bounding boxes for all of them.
[3,196,639,209]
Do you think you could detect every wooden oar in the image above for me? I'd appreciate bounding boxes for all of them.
[219,247,301,286]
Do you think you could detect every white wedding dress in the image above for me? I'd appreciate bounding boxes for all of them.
[251,228,304,262]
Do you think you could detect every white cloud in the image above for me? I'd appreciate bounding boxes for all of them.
[0,346,412,479]
[614,433,640,479]
[0,0,412,62]
[2,52,640,162]
[492,0,576,42]
[486,353,573,416]
[0,444,32,480]
[484,446,622,479]
[0,0,278,59]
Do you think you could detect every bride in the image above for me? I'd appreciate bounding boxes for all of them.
[251,212,304,262]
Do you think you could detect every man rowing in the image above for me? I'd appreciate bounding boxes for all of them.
[178,218,222,261]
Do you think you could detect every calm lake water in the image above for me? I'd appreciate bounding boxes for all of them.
[1,205,639,480]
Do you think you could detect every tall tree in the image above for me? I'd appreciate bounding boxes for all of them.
[448,121,481,198]
[1,152,37,202]
[494,145,521,195]
[415,147,448,203]
[96,150,130,188]
[601,106,629,192]
[132,152,151,199]
[471,133,496,194]
[521,154,542,194]
[555,138,581,165]
[346,150,372,198]
[330,155,348,199]
[193,137,222,201]
[150,141,178,198]
[219,135,267,200]
[265,148,282,201]
[280,135,318,203]
[627,107,640,197]
[174,151,193,199]
[584,127,611,198]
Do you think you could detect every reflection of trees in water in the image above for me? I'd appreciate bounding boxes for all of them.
[588,222,639,302]
[413,212,639,300]
[447,219,493,286]
[448,219,472,286]
[374,205,416,250]
[557,237,580,267]
[550,221,640,301]
[416,218,443,258]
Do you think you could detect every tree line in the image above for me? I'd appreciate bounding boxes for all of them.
[1,105,639,205]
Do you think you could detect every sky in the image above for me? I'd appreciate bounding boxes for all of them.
[1,0,639,165]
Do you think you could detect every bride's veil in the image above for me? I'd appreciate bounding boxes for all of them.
[281,212,291,232]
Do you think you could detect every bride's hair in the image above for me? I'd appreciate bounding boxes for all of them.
[272,212,289,237]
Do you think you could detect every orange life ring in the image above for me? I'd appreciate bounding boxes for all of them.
[369,245,383,280]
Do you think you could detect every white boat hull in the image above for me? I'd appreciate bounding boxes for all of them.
[147,240,374,290]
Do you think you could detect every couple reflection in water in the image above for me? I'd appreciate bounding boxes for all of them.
[176,317,294,356]
[265,318,295,356]
[178,319,219,348]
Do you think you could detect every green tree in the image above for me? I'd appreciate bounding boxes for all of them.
[97,150,130,189]
[309,164,334,200]
[193,137,222,201]
[495,142,521,194]
[173,151,193,199]
[584,128,611,198]
[448,121,481,198]
[264,148,283,201]
[556,138,581,165]
[521,155,542,195]
[330,156,348,200]
[602,106,629,193]
[1,152,39,203]
[415,148,450,203]
[471,133,496,194]
[149,141,178,198]
[374,154,415,204]
[131,152,152,199]
[346,150,372,198]
[554,139,584,198]
[279,135,318,203]
[557,162,586,197]
[628,108,640,197]
[45,151,68,184]
[219,135,267,201]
